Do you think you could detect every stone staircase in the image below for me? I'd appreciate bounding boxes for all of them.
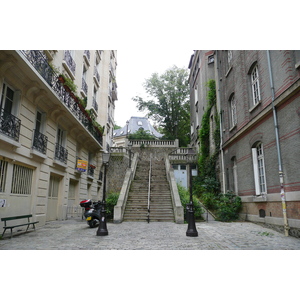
[123,159,174,222]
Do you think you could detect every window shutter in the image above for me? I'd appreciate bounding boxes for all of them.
[252,148,260,195]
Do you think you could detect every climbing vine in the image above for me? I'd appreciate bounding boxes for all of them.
[195,79,220,195]
[194,79,242,221]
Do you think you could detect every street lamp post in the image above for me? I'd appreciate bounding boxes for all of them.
[97,152,110,236]
[128,143,132,168]
[186,164,198,237]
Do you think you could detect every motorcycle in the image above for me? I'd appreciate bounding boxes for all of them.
[79,199,102,228]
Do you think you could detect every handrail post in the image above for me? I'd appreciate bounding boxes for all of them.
[147,157,152,223]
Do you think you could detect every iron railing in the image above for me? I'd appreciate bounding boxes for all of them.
[87,165,95,177]
[81,77,88,95]
[147,157,152,223]
[21,50,102,146]
[0,108,21,141]
[32,129,48,154]
[92,96,98,112]
[55,143,68,164]
[64,50,76,75]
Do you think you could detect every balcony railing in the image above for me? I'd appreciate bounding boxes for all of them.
[94,67,100,85]
[21,50,102,146]
[112,83,118,100]
[87,165,95,177]
[81,77,88,96]
[64,50,76,75]
[32,129,48,154]
[92,96,98,112]
[83,50,90,63]
[0,108,21,141]
[55,143,68,164]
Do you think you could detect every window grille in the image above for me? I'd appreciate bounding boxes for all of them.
[0,159,8,192]
[11,164,33,194]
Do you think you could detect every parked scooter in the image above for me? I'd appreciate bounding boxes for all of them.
[80,199,102,228]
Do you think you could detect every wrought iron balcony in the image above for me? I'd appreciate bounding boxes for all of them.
[92,96,98,112]
[21,51,103,147]
[0,108,21,141]
[81,77,88,96]
[112,83,118,100]
[84,50,90,63]
[94,68,100,85]
[64,50,76,75]
[87,165,95,177]
[55,143,68,164]
[32,129,48,154]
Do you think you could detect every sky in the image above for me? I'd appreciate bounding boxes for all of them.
[114,49,193,127]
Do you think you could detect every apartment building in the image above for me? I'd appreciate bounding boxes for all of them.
[189,50,300,235]
[0,50,117,226]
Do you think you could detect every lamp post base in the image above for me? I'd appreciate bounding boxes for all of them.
[186,204,198,237]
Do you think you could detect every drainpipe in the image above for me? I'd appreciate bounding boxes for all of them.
[215,51,226,193]
[266,50,289,236]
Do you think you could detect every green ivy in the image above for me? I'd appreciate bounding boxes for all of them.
[196,79,220,196]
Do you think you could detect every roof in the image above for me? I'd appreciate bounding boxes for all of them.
[113,116,163,138]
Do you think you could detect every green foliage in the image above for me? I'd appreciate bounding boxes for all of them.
[61,75,78,94]
[177,184,204,221]
[214,192,242,222]
[105,192,119,220]
[128,128,156,140]
[200,192,217,210]
[195,79,220,198]
[132,66,190,146]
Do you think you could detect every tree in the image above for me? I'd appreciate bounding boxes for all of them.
[132,65,190,146]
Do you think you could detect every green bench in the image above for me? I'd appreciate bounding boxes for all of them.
[1,214,39,238]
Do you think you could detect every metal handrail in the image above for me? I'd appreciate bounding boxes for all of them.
[147,157,152,223]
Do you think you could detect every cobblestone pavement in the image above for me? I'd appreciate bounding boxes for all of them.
[1,219,300,250]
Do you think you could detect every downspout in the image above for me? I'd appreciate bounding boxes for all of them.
[266,50,289,236]
[215,51,226,193]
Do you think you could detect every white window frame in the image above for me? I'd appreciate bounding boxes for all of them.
[252,143,267,195]
[251,65,261,106]
[230,95,237,128]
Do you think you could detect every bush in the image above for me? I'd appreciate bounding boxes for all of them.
[105,192,119,220]
[215,191,242,222]
[177,184,204,221]
[200,192,217,210]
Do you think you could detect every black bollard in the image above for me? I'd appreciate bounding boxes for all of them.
[97,201,108,236]
[186,202,198,237]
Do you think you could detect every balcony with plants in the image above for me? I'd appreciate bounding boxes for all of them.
[21,50,103,147]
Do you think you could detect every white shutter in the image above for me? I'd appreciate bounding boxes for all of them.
[252,148,260,195]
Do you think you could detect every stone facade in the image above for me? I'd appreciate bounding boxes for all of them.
[0,50,117,226]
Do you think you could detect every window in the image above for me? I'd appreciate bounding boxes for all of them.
[0,159,8,192]
[1,83,14,113]
[32,110,48,154]
[229,94,237,128]
[252,143,266,195]
[227,51,233,65]
[251,65,261,105]
[11,164,33,194]
[232,156,238,194]
[208,55,214,64]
